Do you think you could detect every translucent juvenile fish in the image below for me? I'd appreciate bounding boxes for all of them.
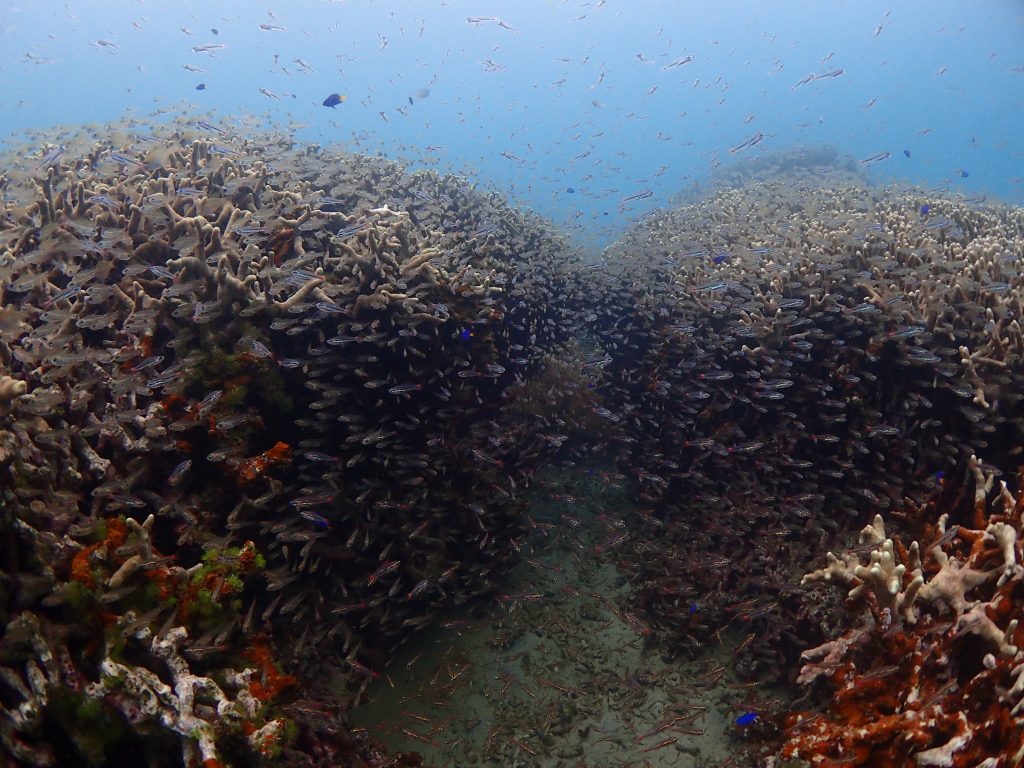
[169,459,192,485]
[35,144,66,171]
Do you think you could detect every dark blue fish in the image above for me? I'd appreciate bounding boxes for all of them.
[735,712,759,726]
[565,187,575,193]
[712,253,726,265]
[959,169,969,178]
[903,149,911,158]
[920,203,930,216]
[322,93,347,108]
[195,83,206,91]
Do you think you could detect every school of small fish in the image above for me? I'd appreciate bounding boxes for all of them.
[1,120,1023,767]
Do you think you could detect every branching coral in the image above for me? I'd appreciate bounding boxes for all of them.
[783,456,1024,766]
[0,118,585,767]
[87,624,281,768]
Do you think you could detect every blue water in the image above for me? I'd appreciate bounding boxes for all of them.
[2,0,1021,253]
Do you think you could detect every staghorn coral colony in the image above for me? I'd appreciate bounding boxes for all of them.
[1,125,1023,767]
[584,160,1024,765]
[0,117,589,766]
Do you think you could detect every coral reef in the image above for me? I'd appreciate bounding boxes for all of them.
[585,167,1024,682]
[782,455,1024,766]
[4,120,1024,766]
[0,117,586,765]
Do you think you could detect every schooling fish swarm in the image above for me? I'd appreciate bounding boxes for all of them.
[4,127,1024,768]
[580,158,1024,743]
[0,116,589,766]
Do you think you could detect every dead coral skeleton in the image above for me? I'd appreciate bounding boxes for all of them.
[87,624,272,768]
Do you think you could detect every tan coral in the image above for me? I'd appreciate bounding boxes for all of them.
[802,513,925,624]
[0,375,27,408]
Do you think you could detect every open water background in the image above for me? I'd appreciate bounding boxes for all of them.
[2,0,1022,254]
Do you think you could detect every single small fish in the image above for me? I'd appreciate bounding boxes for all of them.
[244,338,274,359]
[195,389,223,415]
[859,151,891,166]
[87,194,117,208]
[44,286,80,306]
[406,579,430,600]
[735,712,759,726]
[146,371,182,388]
[303,451,339,463]
[196,120,226,135]
[35,144,66,171]
[368,560,400,586]
[131,355,165,372]
[662,55,693,70]
[336,222,368,239]
[729,132,763,154]
[471,222,500,238]
[148,265,175,280]
[212,415,247,432]
[109,153,144,169]
[903,149,911,158]
[169,459,192,486]
[322,93,347,108]
[621,189,654,203]
[299,510,331,529]
[388,383,422,395]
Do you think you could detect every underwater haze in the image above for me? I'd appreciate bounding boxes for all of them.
[2,0,1022,253]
